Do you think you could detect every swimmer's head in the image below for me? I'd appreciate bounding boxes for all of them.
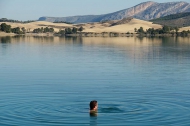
[89,100,98,110]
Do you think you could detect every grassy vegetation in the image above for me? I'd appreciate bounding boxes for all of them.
[151,12,190,21]
[0,23,25,34]
[33,27,54,33]
[56,26,84,36]
[150,12,190,27]
[135,25,190,36]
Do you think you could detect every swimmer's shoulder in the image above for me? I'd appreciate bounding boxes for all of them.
[89,110,97,113]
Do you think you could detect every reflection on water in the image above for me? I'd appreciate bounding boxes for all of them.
[1,35,190,43]
[1,36,190,49]
[0,36,12,43]
[1,36,190,63]
[0,36,190,126]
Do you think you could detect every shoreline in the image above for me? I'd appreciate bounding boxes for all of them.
[0,32,189,37]
[1,19,190,37]
[0,32,16,36]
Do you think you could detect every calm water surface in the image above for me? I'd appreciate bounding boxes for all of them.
[0,36,190,126]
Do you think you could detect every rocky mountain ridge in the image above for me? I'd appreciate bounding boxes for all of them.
[38,1,190,23]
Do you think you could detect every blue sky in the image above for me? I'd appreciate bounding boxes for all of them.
[0,0,189,21]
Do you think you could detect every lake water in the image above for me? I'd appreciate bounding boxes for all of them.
[0,36,190,126]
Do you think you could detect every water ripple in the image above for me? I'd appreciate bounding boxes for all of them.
[0,93,190,125]
[96,94,190,125]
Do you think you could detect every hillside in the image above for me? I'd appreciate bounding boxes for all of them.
[38,1,190,23]
[82,18,162,33]
[151,12,190,27]
[2,16,190,34]
[0,21,73,33]
[0,18,162,34]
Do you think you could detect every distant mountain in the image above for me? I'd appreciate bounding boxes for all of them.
[38,1,190,23]
[151,12,190,27]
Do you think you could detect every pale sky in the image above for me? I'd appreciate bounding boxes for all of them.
[0,0,189,21]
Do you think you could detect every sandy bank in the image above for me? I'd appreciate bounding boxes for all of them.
[0,32,16,36]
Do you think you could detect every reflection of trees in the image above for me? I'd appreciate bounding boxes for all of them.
[65,37,83,45]
[33,36,54,42]
[0,36,11,43]
[136,36,144,42]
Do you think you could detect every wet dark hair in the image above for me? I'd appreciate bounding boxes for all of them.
[89,100,97,110]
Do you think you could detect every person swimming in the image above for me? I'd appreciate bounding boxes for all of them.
[89,100,98,113]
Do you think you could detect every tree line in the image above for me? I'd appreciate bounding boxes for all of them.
[53,21,73,24]
[0,18,36,23]
[0,23,54,34]
[0,23,25,34]
[0,22,84,35]
[33,27,54,33]
[57,26,84,35]
[135,26,190,36]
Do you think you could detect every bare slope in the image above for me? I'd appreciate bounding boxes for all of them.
[38,1,190,23]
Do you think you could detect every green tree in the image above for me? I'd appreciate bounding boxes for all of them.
[78,26,84,32]
[33,28,40,33]
[33,27,54,33]
[21,27,26,33]
[65,28,72,34]
[162,26,170,33]
[58,30,65,35]
[72,27,78,33]
[138,27,144,33]
[43,27,49,33]
[11,27,22,34]
[49,28,54,32]
[147,28,156,35]
[0,23,11,33]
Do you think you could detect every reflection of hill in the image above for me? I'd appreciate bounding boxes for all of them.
[1,36,190,46]
[1,36,190,64]
[1,36,190,45]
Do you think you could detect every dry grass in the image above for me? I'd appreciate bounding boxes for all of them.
[1,18,189,34]
[179,26,190,32]
[82,18,162,33]
[0,21,73,32]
